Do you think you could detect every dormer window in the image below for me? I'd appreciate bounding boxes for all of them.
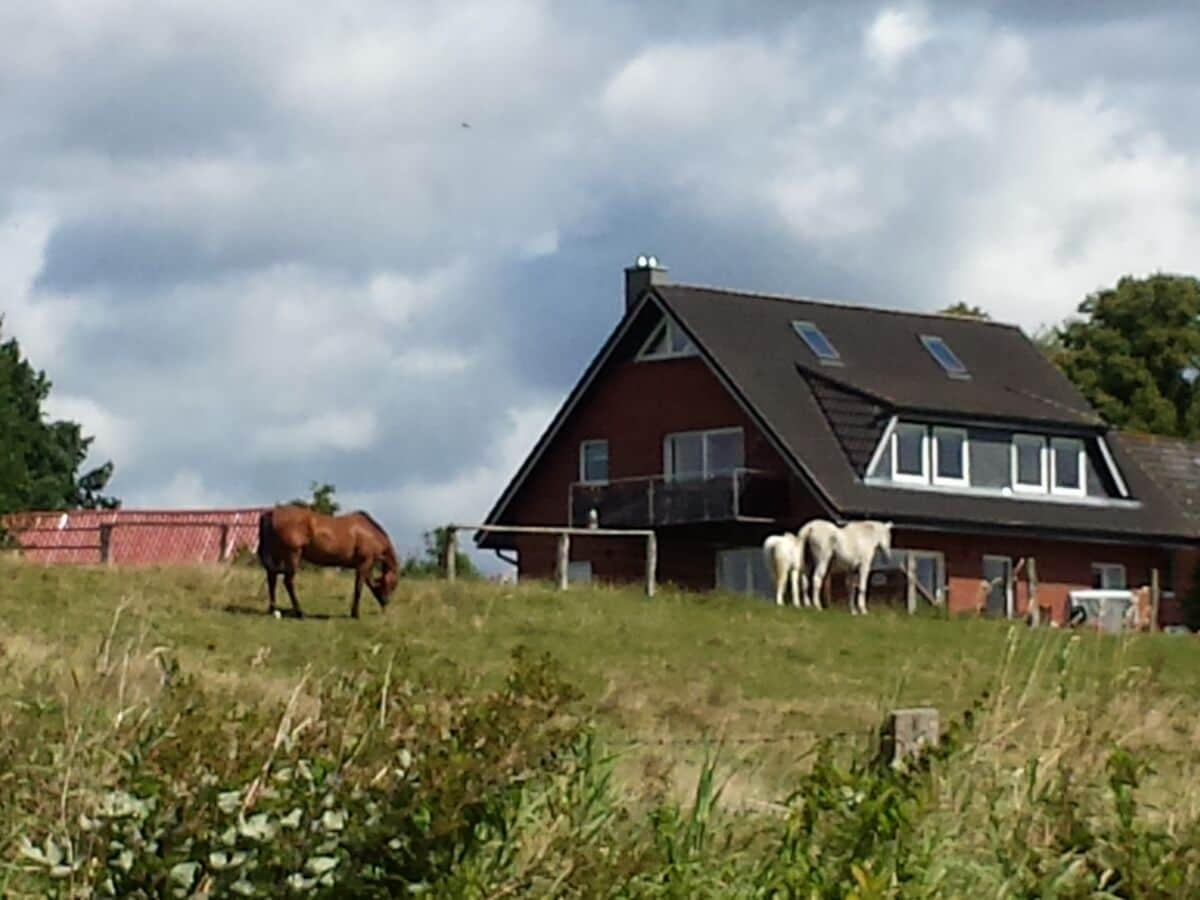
[638,318,696,360]
[932,426,968,485]
[920,335,969,378]
[792,321,842,365]
[892,423,928,483]
[1012,434,1048,492]
[1051,437,1085,496]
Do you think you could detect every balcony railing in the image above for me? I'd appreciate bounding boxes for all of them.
[568,469,788,529]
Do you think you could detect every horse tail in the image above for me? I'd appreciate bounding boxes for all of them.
[257,509,276,571]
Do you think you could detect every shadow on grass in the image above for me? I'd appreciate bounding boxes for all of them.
[221,603,339,621]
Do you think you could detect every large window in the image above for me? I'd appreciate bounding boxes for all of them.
[1051,437,1085,496]
[1012,434,1047,492]
[579,440,609,484]
[892,423,928,483]
[932,426,968,485]
[664,428,744,481]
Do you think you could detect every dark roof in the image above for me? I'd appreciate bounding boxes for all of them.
[482,278,1198,544]
[1111,432,1200,535]
[654,284,1194,542]
[658,285,1102,428]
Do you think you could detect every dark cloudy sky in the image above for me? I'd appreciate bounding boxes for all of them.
[4,2,1198,566]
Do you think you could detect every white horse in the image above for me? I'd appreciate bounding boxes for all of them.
[762,533,804,607]
[797,519,893,615]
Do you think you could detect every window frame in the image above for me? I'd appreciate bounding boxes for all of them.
[791,320,843,365]
[931,425,969,487]
[1011,434,1048,493]
[578,439,609,485]
[663,427,744,482]
[637,318,697,361]
[1091,562,1127,590]
[1049,436,1086,497]
[919,334,970,378]
[891,423,929,484]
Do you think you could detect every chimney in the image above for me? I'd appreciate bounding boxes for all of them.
[624,254,668,313]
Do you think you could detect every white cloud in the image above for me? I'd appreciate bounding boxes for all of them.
[42,393,137,465]
[864,7,931,72]
[253,409,378,459]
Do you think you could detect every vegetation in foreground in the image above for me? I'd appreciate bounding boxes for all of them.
[3,561,1200,896]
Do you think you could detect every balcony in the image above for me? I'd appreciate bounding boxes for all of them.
[569,469,789,529]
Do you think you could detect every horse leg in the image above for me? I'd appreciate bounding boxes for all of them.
[266,570,278,615]
[855,564,871,615]
[351,569,364,619]
[811,555,830,610]
[789,564,801,608]
[282,572,303,618]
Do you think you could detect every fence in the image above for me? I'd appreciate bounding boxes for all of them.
[3,509,264,566]
[444,523,658,596]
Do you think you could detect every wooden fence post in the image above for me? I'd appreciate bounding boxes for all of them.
[445,527,458,582]
[1151,568,1160,633]
[98,524,113,565]
[881,707,940,765]
[556,533,570,591]
[646,532,657,598]
[905,553,917,615]
[1027,557,1039,626]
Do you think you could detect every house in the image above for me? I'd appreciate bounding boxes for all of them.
[479,259,1198,624]
[4,508,266,566]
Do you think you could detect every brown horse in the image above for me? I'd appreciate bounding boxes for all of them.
[257,505,399,619]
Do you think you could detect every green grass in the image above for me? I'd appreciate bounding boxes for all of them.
[6,559,1200,895]
[3,559,1199,795]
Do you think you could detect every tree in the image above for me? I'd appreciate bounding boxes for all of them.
[1047,274,1200,438]
[403,526,481,579]
[289,481,340,515]
[939,301,991,320]
[0,318,119,515]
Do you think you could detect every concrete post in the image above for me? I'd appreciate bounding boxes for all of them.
[556,533,570,591]
[646,532,657,598]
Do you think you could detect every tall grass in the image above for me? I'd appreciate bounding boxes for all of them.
[3,561,1200,895]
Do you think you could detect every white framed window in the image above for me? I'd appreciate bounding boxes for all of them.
[579,440,609,484]
[891,423,928,484]
[1091,563,1127,590]
[663,428,744,482]
[1012,434,1047,493]
[637,318,697,361]
[1050,437,1086,497]
[932,426,968,486]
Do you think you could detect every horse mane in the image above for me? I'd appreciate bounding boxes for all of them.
[353,510,396,556]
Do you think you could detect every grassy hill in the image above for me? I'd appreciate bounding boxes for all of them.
[4,559,1200,895]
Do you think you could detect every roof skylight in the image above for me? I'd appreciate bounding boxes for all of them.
[920,334,969,378]
[792,321,841,364]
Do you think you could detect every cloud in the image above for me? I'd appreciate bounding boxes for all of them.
[864,6,932,71]
[4,1,1200,567]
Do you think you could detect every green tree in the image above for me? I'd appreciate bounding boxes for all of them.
[1048,274,1200,438]
[403,526,482,579]
[0,318,119,515]
[939,301,991,320]
[289,481,340,515]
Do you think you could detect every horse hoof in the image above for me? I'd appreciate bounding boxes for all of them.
[272,610,282,620]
